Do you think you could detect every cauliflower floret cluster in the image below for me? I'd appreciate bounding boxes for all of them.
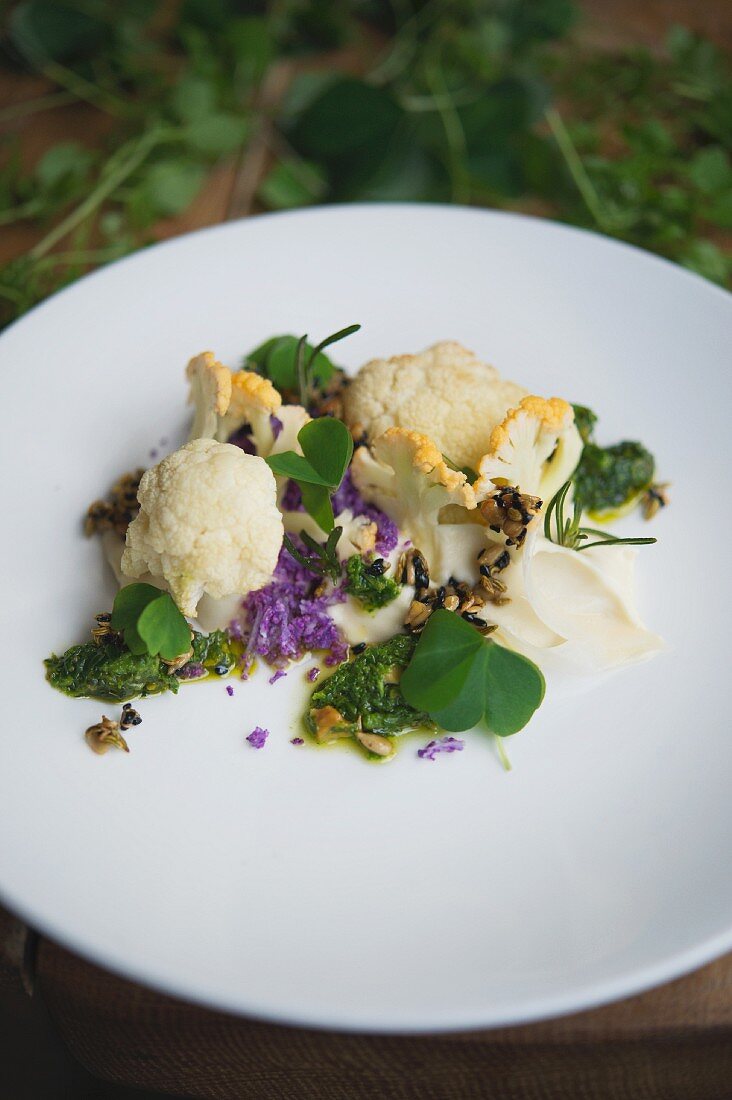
[122,438,283,617]
[350,427,476,580]
[342,341,526,470]
[475,395,583,502]
[186,352,310,459]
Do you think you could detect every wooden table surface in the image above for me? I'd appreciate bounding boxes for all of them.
[2,3,732,1097]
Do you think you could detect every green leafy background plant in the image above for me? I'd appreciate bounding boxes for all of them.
[1,0,729,329]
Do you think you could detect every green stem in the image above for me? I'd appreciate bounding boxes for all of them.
[0,91,77,123]
[544,106,611,231]
[427,62,469,204]
[19,48,128,117]
[495,736,512,772]
[0,200,45,227]
[35,248,126,267]
[30,128,164,260]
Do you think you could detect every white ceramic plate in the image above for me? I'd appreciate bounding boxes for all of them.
[1,205,731,1033]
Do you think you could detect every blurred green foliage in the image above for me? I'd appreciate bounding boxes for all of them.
[0,0,730,329]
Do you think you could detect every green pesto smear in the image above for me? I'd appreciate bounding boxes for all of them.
[571,403,655,518]
[45,629,240,703]
[344,554,402,611]
[305,633,431,739]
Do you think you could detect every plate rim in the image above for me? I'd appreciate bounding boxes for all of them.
[2,202,731,1033]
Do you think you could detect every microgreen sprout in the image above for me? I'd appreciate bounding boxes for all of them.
[295,324,360,407]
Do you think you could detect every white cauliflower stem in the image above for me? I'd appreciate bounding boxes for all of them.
[350,427,476,579]
[342,341,526,470]
[122,438,283,616]
[186,352,232,441]
[475,396,583,503]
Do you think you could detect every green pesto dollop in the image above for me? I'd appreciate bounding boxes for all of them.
[573,440,655,515]
[307,633,431,738]
[45,629,239,703]
[344,554,402,611]
[571,403,598,445]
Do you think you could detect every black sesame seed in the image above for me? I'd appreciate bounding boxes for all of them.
[352,642,367,654]
[213,663,228,676]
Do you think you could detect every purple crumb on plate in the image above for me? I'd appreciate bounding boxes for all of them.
[226,685,234,697]
[307,667,320,682]
[291,737,304,746]
[269,669,287,685]
[149,448,158,459]
[270,413,283,441]
[417,736,465,761]
[246,726,269,749]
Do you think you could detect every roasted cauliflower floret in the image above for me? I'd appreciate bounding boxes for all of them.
[342,341,526,469]
[121,439,283,617]
[186,352,232,441]
[350,427,476,579]
[186,354,311,459]
[475,396,583,502]
[215,370,282,452]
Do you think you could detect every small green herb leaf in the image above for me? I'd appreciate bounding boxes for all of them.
[299,417,354,487]
[400,610,545,737]
[266,417,353,532]
[137,594,193,660]
[299,481,335,533]
[111,583,190,660]
[264,451,332,486]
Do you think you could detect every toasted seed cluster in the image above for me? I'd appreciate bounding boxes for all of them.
[91,612,119,646]
[310,370,349,418]
[119,703,142,731]
[85,468,145,538]
[310,705,353,743]
[85,715,129,755]
[85,702,144,755]
[355,729,394,757]
[641,482,670,521]
[398,548,430,590]
[479,484,542,547]
[477,542,511,602]
[399,547,500,636]
[161,630,195,673]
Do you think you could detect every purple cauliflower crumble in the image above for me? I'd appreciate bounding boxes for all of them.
[331,469,398,553]
[228,427,257,455]
[268,669,287,685]
[417,736,465,761]
[246,726,269,749]
[226,685,234,697]
[177,663,205,680]
[270,413,283,441]
[281,478,304,512]
[291,737,304,746]
[307,667,320,682]
[237,541,348,670]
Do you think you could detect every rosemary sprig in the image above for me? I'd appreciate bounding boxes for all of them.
[283,528,343,582]
[545,481,657,551]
